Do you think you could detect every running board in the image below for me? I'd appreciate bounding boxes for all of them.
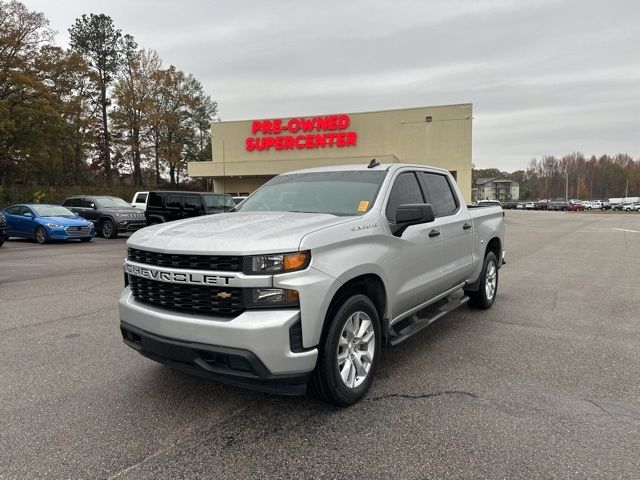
[388,295,469,346]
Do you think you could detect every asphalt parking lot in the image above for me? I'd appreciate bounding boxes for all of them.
[1,211,639,480]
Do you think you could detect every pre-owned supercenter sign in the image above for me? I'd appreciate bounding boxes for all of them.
[246,114,358,152]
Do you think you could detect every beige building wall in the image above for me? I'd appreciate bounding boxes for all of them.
[188,103,473,201]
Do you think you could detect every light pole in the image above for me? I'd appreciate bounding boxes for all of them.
[545,158,555,200]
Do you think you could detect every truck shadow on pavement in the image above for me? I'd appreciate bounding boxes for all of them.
[139,307,480,413]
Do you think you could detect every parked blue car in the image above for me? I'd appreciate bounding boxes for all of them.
[2,204,95,244]
[0,210,8,247]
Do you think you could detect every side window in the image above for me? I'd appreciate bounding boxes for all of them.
[147,192,163,208]
[136,193,147,203]
[184,195,202,210]
[62,198,73,207]
[166,194,182,209]
[5,206,20,215]
[385,172,425,220]
[78,198,91,208]
[420,172,458,217]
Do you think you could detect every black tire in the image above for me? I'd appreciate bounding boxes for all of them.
[309,294,381,407]
[35,226,47,244]
[101,219,118,239]
[465,251,499,310]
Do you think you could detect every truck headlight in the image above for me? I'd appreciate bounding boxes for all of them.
[244,251,310,274]
[245,288,299,308]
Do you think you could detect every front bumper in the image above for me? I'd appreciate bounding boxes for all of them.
[118,288,318,378]
[120,322,311,395]
[116,220,146,232]
[49,225,95,240]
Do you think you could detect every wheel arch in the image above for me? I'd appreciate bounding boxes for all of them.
[486,237,502,266]
[145,214,165,225]
[33,223,48,241]
[321,273,388,344]
[465,237,502,292]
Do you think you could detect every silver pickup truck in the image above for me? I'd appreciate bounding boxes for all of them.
[119,163,505,405]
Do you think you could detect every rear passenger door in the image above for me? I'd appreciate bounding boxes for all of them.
[165,193,183,221]
[385,171,444,317]
[183,194,203,219]
[419,172,474,288]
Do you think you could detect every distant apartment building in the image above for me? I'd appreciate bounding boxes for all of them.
[473,176,519,202]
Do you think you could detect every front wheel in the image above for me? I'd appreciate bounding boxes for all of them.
[101,219,118,239]
[465,251,499,309]
[35,226,47,244]
[309,294,381,406]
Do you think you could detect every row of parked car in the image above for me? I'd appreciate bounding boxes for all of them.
[0,190,238,245]
[499,198,640,212]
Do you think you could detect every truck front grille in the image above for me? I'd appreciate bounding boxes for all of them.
[128,275,244,316]
[128,248,243,272]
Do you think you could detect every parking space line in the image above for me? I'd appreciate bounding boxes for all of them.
[612,228,640,233]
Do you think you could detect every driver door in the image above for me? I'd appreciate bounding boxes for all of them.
[385,171,444,318]
[16,206,35,236]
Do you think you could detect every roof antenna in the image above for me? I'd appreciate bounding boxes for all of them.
[368,158,380,169]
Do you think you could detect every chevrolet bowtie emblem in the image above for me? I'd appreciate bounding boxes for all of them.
[217,292,232,299]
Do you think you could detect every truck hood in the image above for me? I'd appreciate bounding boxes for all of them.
[127,211,357,255]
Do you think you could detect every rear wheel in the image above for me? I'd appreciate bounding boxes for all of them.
[101,219,118,239]
[465,251,498,310]
[309,294,381,406]
[35,226,47,244]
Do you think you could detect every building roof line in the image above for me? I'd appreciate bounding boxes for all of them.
[212,103,473,125]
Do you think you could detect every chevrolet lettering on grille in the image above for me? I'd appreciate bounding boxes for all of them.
[125,263,233,286]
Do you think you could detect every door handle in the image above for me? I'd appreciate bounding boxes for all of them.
[428,229,440,238]
[463,222,472,230]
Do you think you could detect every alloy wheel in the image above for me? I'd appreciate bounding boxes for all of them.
[35,227,46,244]
[102,221,114,238]
[336,311,375,389]
[485,260,497,300]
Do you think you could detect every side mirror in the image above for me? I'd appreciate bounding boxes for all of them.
[391,203,435,236]
[90,203,96,209]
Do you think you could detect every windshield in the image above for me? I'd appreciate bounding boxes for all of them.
[96,197,131,208]
[204,194,234,208]
[236,171,387,216]
[31,205,75,217]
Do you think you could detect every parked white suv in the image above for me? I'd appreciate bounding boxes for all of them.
[119,163,506,405]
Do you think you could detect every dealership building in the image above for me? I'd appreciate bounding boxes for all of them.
[188,103,473,201]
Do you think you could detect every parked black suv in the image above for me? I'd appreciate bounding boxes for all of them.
[0,210,8,246]
[145,191,234,225]
[62,196,146,239]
